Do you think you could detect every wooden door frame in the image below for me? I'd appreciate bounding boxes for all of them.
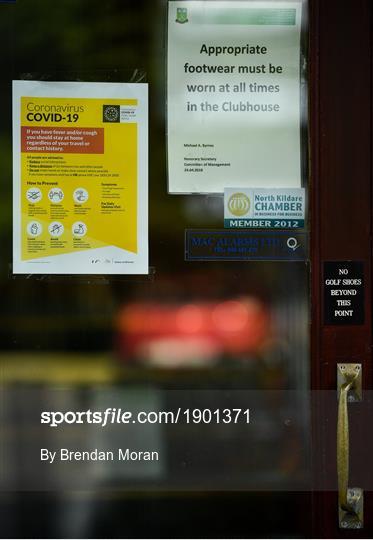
[310,0,372,536]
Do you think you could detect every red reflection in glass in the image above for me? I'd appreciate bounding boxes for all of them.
[116,297,269,366]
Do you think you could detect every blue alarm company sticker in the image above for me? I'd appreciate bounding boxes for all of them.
[224,188,305,229]
[185,230,308,261]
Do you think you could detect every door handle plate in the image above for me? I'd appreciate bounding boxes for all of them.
[339,488,363,530]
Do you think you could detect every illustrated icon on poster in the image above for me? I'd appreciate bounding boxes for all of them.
[26,188,42,203]
[73,188,89,204]
[48,188,64,203]
[27,221,42,237]
[72,221,87,237]
[48,221,64,237]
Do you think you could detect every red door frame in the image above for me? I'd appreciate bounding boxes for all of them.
[310,0,372,536]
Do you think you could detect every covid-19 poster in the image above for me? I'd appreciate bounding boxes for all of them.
[167,1,303,193]
[13,80,148,275]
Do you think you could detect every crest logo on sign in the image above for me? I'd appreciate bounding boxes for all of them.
[176,7,188,24]
[103,105,120,123]
[228,193,250,217]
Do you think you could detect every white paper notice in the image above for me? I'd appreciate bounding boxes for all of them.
[167,1,303,193]
[13,80,148,275]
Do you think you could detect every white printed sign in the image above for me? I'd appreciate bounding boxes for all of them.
[167,1,303,193]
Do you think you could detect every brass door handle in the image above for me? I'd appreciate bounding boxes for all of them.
[337,363,363,529]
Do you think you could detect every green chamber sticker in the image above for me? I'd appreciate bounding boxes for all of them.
[224,188,305,228]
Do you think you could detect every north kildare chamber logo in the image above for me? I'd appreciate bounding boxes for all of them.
[103,105,120,123]
[228,192,250,217]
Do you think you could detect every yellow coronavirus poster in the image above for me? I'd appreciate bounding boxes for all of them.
[13,80,148,274]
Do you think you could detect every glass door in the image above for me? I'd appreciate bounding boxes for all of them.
[1,0,371,538]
